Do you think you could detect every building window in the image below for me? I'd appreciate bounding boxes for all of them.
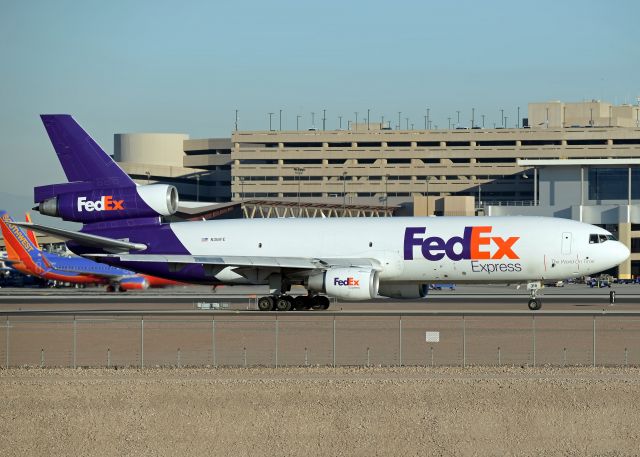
[588,168,640,200]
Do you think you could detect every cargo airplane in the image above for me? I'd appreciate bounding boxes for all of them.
[0,210,178,291]
[13,115,630,310]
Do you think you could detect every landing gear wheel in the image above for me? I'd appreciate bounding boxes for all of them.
[275,296,292,312]
[257,296,274,311]
[106,285,116,293]
[311,295,331,310]
[528,298,542,311]
[292,296,307,310]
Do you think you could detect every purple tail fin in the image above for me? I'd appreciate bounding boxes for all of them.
[40,115,134,187]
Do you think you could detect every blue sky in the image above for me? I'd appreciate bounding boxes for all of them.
[0,0,638,208]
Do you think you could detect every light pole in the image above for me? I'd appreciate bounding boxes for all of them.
[296,115,301,131]
[482,114,485,128]
[279,109,282,131]
[398,112,401,130]
[405,118,409,130]
[355,112,358,131]
[235,109,238,131]
[294,167,304,216]
[504,116,508,128]
[456,110,460,127]
[268,112,274,131]
[367,108,370,130]
[424,115,427,130]
[471,108,475,128]
[426,108,430,130]
[500,109,504,128]
[517,106,520,128]
[339,115,342,129]
[448,117,451,130]
[323,109,326,131]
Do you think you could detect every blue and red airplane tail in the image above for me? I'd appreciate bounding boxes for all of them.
[0,211,48,272]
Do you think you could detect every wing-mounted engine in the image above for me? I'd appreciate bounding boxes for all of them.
[117,276,149,291]
[307,267,379,300]
[34,183,179,223]
[378,282,429,299]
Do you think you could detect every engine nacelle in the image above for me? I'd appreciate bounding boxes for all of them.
[117,276,149,291]
[36,184,179,223]
[307,267,379,301]
[378,282,429,299]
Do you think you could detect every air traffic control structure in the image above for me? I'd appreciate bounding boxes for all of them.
[108,100,640,278]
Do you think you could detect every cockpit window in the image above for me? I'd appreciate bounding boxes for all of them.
[590,233,615,243]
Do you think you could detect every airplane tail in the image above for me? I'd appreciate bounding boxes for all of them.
[0,210,44,270]
[40,115,135,187]
[34,115,179,225]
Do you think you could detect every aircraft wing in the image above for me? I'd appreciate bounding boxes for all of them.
[9,222,147,253]
[88,253,382,271]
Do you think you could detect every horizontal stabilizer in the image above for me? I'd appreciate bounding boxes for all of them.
[0,257,20,267]
[9,222,147,253]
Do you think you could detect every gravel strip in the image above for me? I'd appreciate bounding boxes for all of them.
[1,367,639,456]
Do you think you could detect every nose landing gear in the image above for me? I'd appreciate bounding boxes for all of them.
[527,281,542,310]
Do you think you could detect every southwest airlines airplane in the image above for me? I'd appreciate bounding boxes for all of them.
[1,210,177,291]
[12,115,629,310]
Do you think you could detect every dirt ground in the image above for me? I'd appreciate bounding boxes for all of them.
[1,367,639,456]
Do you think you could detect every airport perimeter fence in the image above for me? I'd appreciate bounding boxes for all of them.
[2,311,640,368]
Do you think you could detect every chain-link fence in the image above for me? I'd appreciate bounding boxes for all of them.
[2,311,640,368]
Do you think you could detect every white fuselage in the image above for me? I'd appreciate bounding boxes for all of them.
[168,216,629,284]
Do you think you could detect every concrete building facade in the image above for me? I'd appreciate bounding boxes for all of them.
[114,133,232,202]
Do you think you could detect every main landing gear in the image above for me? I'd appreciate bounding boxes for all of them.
[257,294,331,312]
[527,281,542,311]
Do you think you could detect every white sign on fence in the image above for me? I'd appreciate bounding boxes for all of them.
[425,331,440,343]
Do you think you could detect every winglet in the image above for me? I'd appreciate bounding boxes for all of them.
[24,212,41,250]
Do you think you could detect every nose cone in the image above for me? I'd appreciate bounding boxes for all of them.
[612,241,631,266]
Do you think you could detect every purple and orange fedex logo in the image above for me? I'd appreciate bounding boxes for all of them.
[403,226,520,261]
[77,196,124,212]
[334,277,360,287]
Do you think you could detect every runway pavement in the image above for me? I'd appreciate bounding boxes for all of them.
[0,283,637,313]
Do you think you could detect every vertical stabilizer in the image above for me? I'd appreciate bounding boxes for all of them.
[40,115,135,187]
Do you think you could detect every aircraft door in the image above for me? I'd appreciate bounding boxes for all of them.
[561,232,572,255]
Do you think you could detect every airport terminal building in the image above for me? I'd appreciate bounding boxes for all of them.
[11,99,632,277]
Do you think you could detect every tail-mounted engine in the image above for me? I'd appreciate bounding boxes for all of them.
[307,267,379,301]
[34,184,179,223]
